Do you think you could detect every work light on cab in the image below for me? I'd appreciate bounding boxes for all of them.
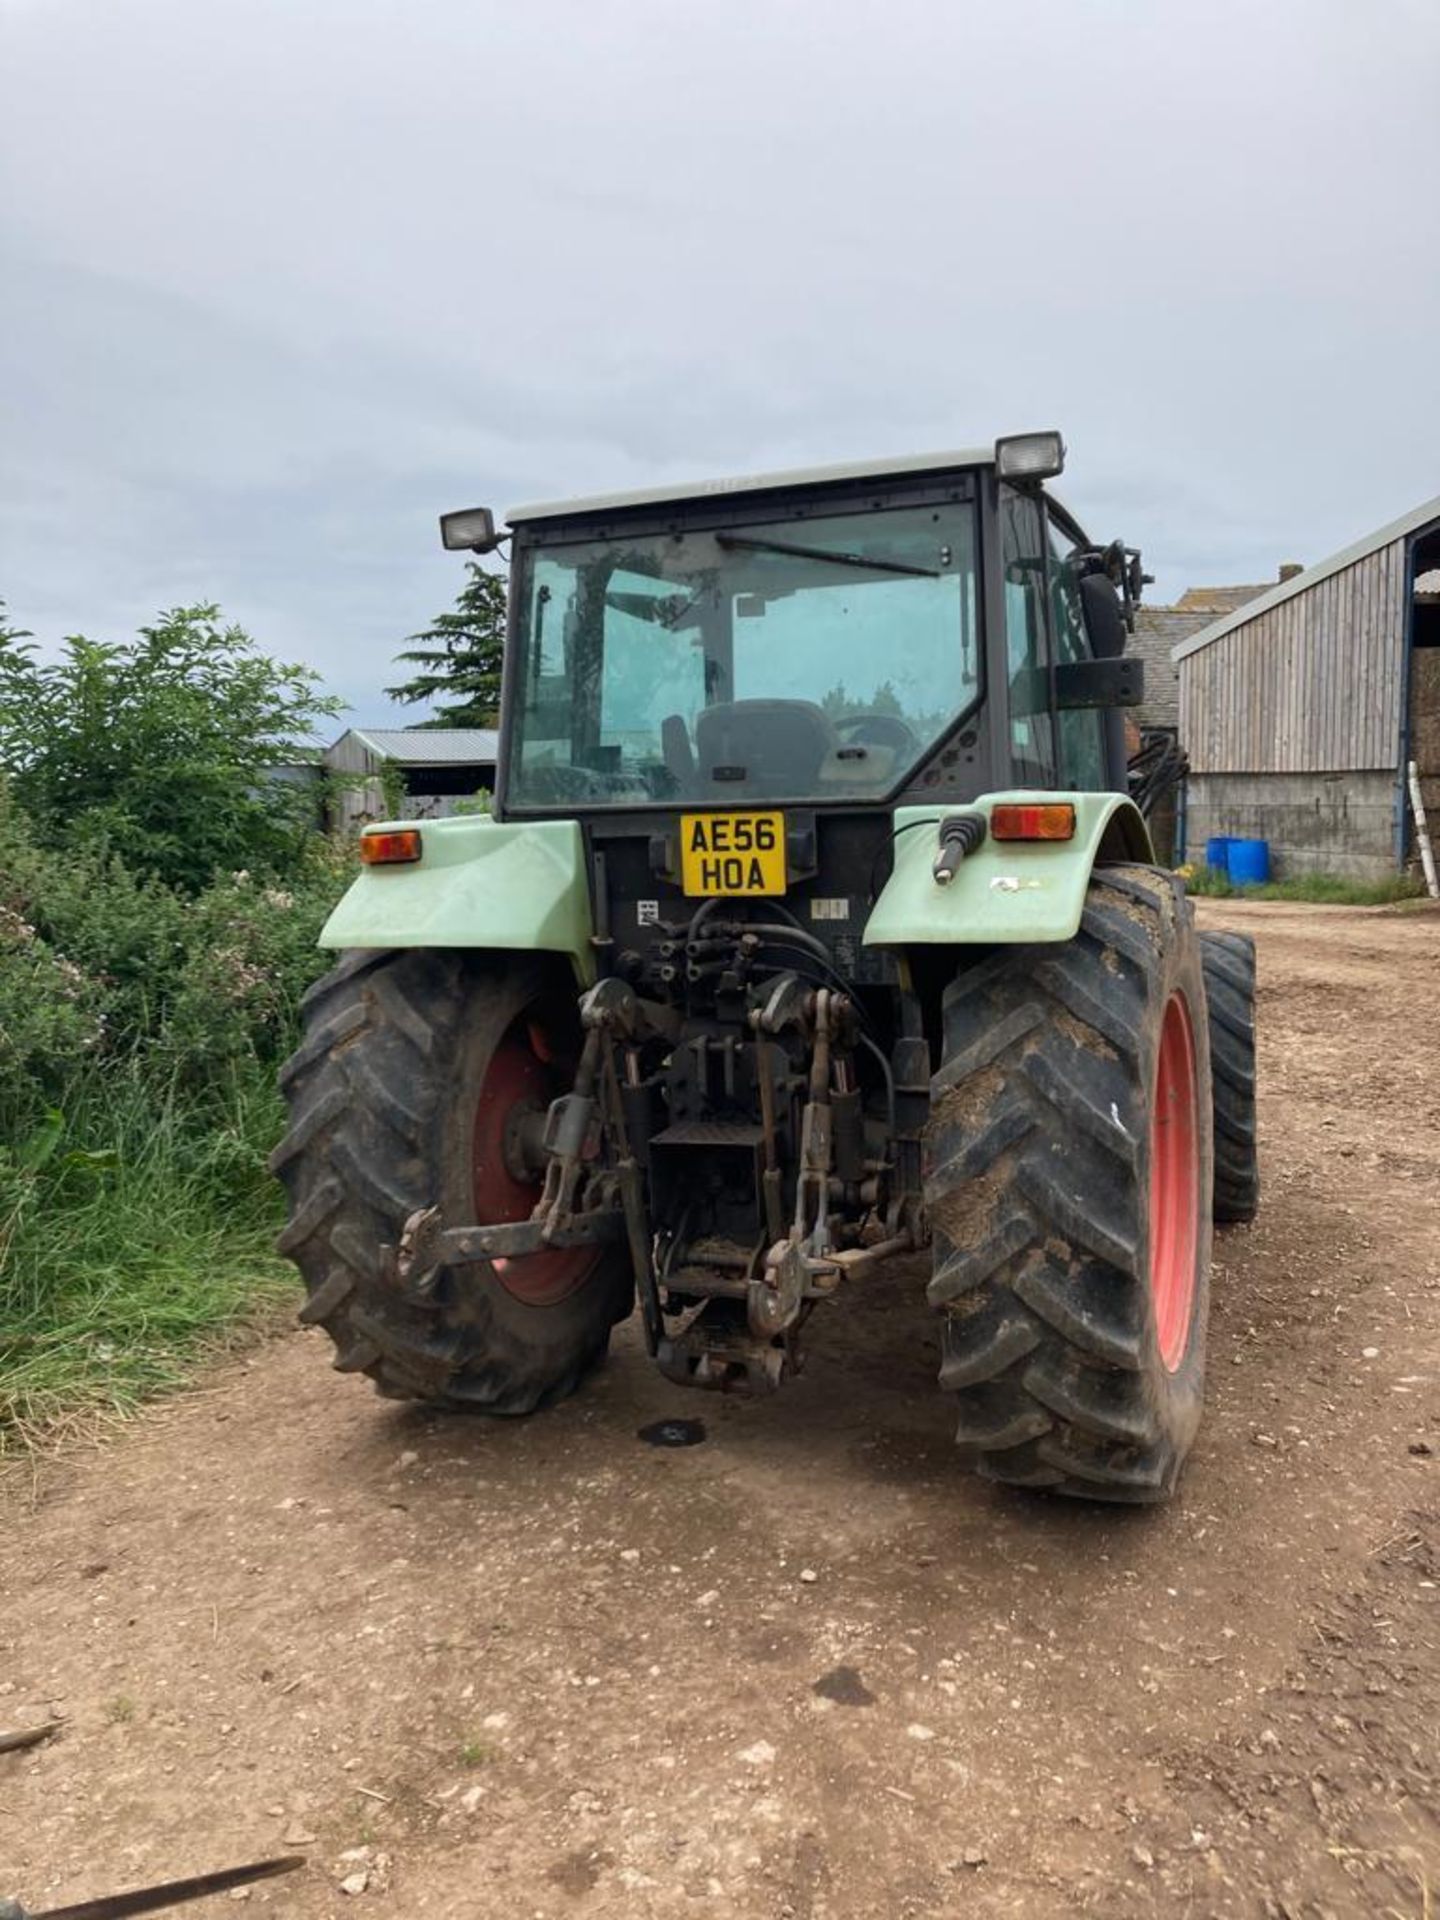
[439,507,502,553]
[994,430,1065,480]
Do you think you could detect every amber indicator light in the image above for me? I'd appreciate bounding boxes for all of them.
[359,828,423,865]
[989,803,1077,842]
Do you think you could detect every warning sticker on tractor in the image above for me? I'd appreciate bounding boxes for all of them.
[679,811,786,897]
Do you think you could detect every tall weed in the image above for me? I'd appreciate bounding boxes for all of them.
[0,790,351,1445]
[0,1063,293,1442]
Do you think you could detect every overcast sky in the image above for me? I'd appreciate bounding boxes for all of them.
[3,0,1438,728]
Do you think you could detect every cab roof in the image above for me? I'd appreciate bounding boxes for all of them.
[506,445,999,526]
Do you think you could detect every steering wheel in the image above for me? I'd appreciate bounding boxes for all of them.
[834,712,918,755]
[520,763,614,804]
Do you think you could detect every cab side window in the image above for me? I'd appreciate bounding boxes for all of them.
[1047,513,1107,790]
[1000,489,1055,783]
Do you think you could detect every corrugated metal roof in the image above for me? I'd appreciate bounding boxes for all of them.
[347,727,499,763]
[507,445,1000,523]
[1172,493,1440,663]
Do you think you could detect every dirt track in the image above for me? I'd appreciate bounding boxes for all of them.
[3,901,1438,1918]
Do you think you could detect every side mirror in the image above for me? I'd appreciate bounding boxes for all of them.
[1079,572,1127,659]
[1055,655,1145,710]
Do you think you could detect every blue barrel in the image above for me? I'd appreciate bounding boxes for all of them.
[1227,838,1271,886]
[1204,835,1233,874]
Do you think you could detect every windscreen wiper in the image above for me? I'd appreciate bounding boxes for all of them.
[715,533,939,579]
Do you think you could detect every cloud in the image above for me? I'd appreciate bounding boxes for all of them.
[2,0,1437,721]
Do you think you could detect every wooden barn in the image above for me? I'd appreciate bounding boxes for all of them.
[321,727,498,834]
[1173,495,1440,878]
[1129,578,1283,732]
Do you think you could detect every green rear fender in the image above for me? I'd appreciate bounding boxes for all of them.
[320,794,1151,979]
[863,792,1154,948]
[320,816,596,983]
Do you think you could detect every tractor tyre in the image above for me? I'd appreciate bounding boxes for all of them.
[924,865,1213,1504]
[271,949,633,1413]
[1200,931,1259,1223]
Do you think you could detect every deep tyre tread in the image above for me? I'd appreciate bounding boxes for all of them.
[272,950,633,1414]
[1200,931,1259,1222]
[924,866,1214,1505]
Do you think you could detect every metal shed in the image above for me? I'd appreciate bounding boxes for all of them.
[321,727,498,834]
[1173,495,1440,878]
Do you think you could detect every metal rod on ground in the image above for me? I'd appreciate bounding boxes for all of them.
[1408,760,1439,899]
[2,1856,304,1920]
[0,1725,59,1755]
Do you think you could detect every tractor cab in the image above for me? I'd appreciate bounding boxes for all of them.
[459,434,1148,1017]
[476,432,1145,825]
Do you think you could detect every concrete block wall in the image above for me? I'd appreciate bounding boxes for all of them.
[1182,770,1396,879]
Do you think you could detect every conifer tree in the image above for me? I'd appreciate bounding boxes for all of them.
[387,564,506,727]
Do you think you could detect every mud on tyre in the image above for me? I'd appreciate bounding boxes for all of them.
[923,866,1214,1503]
[271,949,633,1413]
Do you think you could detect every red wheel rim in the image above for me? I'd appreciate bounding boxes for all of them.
[1149,991,1200,1372]
[472,1022,595,1307]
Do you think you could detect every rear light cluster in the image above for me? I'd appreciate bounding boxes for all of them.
[989,803,1076,842]
[359,828,423,865]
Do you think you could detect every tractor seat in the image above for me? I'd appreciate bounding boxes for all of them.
[693,699,836,795]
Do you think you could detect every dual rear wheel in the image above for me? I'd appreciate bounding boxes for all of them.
[1201,930,1260,1223]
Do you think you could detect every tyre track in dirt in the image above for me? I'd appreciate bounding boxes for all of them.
[2,902,1437,1918]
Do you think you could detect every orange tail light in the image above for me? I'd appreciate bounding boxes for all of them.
[989,803,1076,842]
[359,827,423,865]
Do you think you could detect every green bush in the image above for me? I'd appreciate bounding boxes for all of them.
[0,783,349,1125]
[0,602,338,894]
[0,898,106,1118]
[164,855,353,1071]
[1,785,187,1059]
[0,819,347,1445]
[0,592,356,1444]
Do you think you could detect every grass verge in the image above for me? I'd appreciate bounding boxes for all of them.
[1183,866,1427,906]
[0,1061,294,1452]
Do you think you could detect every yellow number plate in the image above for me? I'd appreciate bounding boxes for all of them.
[679,811,786,897]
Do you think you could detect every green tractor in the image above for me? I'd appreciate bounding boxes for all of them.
[274,432,1258,1503]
